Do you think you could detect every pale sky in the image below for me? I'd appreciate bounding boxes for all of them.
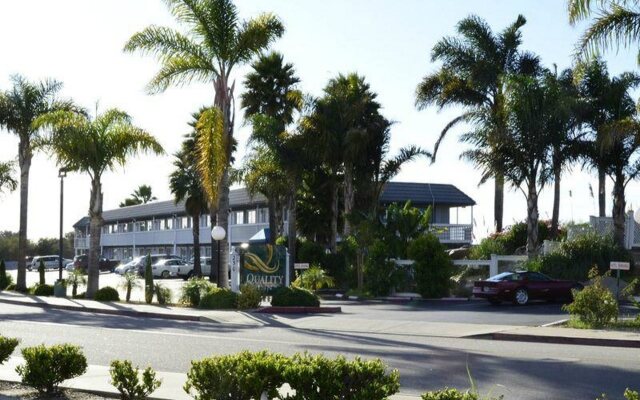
[0,0,636,241]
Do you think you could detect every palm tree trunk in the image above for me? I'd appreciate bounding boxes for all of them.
[526,178,539,259]
[86,177,103,298]
[330,180,339,254]
[16,140,31,292]
[267,198,277,244]
[551,163,561,239]
[192,210,201,277]
[343,167,354,237]
[287,191,297,283]
[612,171,626,248]
[598,168,606,217]
[216,169,230,288]
[494,172,504,232]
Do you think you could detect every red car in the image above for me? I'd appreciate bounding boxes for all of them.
[473,271,582,305]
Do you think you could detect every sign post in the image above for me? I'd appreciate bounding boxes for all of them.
[610,261,630,299]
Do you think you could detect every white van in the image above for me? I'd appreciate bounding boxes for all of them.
[29,255,71,271]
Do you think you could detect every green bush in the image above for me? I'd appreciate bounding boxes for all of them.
[185,350,288,400]
[530,233,632,281]
[180,277,216,307]
[94,286,121,302]
[284,352,400,400]
[198,288,238,309]
[0,335,19,365]
[144,255,153,304]
[30,284,54,296]
[237,284,263,309]
[293,265,336,292]
[563,268,618,328]
[408,234,454,298]
[470,220,558,259]
[421,388,479,400]
[364,240,402,296]
[270,286,320,307]
[184,351,399,400]
[73,291,86,299]
[154,283,172,305]
[109,359,162,400]
[468,237,507,260]
[16,343,88,394]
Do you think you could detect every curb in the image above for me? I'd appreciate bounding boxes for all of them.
[0,298,204,323]
[256,306,342,314]
[492,331,640,348]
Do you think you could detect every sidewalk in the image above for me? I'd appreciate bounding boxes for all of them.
[0,356,421,400]
[493,325,640,348]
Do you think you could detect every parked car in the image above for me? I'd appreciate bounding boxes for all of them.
[134,254,182,275]
[473,271,583,305]
[114,259,138,275]
[152,259,188,279]
[29,255,72,271]
[68,254,118,272]
[173,257,213,280]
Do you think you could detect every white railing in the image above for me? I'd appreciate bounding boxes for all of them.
[430,224,473,244]
[74,237,89,249]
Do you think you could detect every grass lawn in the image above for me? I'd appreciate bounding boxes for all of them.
[566,317,640,331]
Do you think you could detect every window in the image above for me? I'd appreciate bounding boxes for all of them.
[164,218,173,230]
[138,221,148,232]
[258,208,268,223]
[527,272,551,281]
[235,211,245,225]
[247,210,256,224]
[152,220,161,230]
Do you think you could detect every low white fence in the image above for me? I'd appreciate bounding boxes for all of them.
[452,254,528,277]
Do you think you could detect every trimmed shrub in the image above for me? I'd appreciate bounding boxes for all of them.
[184,351,288,400]
[408,234,454,298]
[284,352,400,400]
[198,288,238,309]
[270,286,320,307]
[0,335,19,365]
[530,232,632,281]
[94,286,120,302]
[293,265,335,292]
[73,291,86,299]
[144,255,153,304]
[180,277,216,307]
[30,284,54,296]
[109,359,162,400]
[421,388,503,400]
[237,284,263,309]
[364,240,401,296]
[38,259,45,285]
[468,237,507,260]
[155,283,172,305]
[16,343,88,394]
[563,268,618,328]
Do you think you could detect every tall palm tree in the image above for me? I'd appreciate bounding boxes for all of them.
[241,52,302,246]
[170,122,208,277]
[0,75,76,291]
[0,162,17,193]
[124,0,284,288]
[36,109,163,298]
[120,184,157,207]
[568,0,640,62]
[415,15,538,233]
[575,59,640,219]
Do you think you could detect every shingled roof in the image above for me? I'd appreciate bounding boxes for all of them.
[380,182,475,207]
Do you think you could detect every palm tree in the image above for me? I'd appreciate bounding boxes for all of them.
[575,59,640,220]
[568,0,640,62]
[120,184,157,207]
[0,75,76,291]
[415,15,538,233]
[170,121,208,277]
[36,109,163,298]
[0,162,17,193]
[124,0,284,288]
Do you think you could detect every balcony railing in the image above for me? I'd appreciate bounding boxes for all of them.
[430,224,473,244]
[74,237,89,249]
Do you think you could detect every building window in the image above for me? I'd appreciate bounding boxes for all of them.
[164,218,173,230]
[235,211,244,225]
[138,221,148,232]
[247,210,256,224]
[259,208,268,223]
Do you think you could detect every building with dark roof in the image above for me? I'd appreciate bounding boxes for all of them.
[73,183,474,260]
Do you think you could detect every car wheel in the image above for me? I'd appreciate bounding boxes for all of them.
[161,270,170,279]
[513,288,529,305]
[488,297,501,306]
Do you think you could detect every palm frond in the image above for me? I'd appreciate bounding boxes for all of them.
[576,4,640,60]
[0,161,17,193]
[146,56,217,93]
[195,107,227,206]
[233,13,284,65]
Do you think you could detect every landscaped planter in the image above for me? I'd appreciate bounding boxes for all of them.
[255,306,341,314]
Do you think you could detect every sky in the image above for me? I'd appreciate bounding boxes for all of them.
[0,0,637,241]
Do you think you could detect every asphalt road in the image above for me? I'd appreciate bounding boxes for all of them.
[1,302,639,399]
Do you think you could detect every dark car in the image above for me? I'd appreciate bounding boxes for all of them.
[70,255,118,272]
[473,271,582,305]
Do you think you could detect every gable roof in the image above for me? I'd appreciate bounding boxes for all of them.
[380,182,475,207]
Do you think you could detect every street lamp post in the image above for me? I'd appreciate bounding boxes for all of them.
[211,226,226,284]
[58,168,67,282]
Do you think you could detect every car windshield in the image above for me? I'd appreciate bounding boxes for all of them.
[487,272,514,282]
